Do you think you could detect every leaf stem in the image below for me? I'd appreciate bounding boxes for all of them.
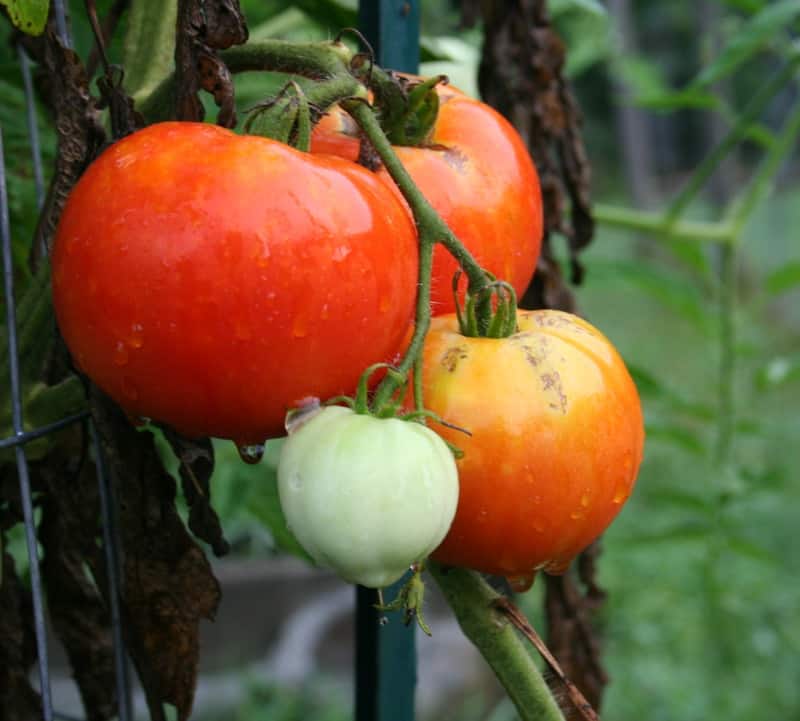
[429,563,566,721]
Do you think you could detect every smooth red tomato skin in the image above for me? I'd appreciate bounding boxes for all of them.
[312,86,543,314]
[418,310,644,587]
[52,122,418,442]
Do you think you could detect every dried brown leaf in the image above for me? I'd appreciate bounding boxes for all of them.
[90,389,221,721]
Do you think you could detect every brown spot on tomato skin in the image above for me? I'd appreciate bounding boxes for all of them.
[441,345,469,372]
[441,147,469,173]
[541,370,568,414]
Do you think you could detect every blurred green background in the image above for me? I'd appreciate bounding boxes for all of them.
[1,1,799,720]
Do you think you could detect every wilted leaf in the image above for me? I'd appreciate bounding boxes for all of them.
[90,390,221,721]
[0,545,41,721]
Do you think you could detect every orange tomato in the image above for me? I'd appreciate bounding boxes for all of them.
[312,83,543,314]
[418,310,644,589]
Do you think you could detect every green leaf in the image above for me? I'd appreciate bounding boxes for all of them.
[587,260,713,332]
[615,55,717,110]
[619,522,710,546]
[0,0,49,36]
[724,535,778,564]
[123,0,177,101]
[765,261,800,294]
[691,1,800,88]
[647,488,713,516]
[244,438,312,562]
[646,422,707,456]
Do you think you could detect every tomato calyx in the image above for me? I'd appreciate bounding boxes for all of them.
[453,272,520,339]
[375,562,433,636]
[244,81,313,151]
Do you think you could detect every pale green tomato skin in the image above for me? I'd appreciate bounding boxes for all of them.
[278,406,459,588]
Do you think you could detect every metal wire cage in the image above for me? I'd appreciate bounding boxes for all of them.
[1,3,422,720]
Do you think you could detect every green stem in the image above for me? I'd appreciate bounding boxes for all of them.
[664,52,800,225]
[593,204,734,243]
[138,40,358,123]
[371,239,434,413]
[429,564,566,721]
[714,243,736,466]
[343,101,488,293]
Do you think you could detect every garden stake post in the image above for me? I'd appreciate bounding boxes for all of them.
[355,4,420,721]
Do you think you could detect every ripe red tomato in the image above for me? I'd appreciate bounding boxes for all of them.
[311,83,543,314]
[52,122,418,443]
[417,310,644,589]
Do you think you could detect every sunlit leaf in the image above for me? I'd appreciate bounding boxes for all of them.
[0,0,49,36]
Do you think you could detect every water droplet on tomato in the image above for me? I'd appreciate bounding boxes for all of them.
[320,304,330,320]
[121,376,138,401]
[379,295,390,313]
[128,323,144,348]
[113,341,129,366]
[332,245,351,262]
[580,493,590,508]
[569,510,585,520]
[236,443,265,464]
[613,485,630,505]
[507,573,535,593]
[533,521,545,534]
[288,472,302,492]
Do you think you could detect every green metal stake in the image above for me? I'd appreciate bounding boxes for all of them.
[355,4,420,720]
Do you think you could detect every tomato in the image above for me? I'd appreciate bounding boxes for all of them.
[417,310,644,589]
[52,122,418,443]
[278,406,459,588]
[311,83,543,314]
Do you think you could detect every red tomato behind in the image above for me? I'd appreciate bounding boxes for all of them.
[312,84,543,314]
[52,122,418,443]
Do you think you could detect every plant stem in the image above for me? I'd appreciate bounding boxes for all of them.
[138,40,358,122]
[593,204,734,243]
[429,563,566,721]
[370,240,434,413]
[714,242,736,466]
[343,100,491,407]
[343,100,489,295]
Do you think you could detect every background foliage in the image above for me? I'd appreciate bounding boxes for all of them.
[1,0,799,720]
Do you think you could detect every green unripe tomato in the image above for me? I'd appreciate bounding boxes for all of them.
[278,406,459,588]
